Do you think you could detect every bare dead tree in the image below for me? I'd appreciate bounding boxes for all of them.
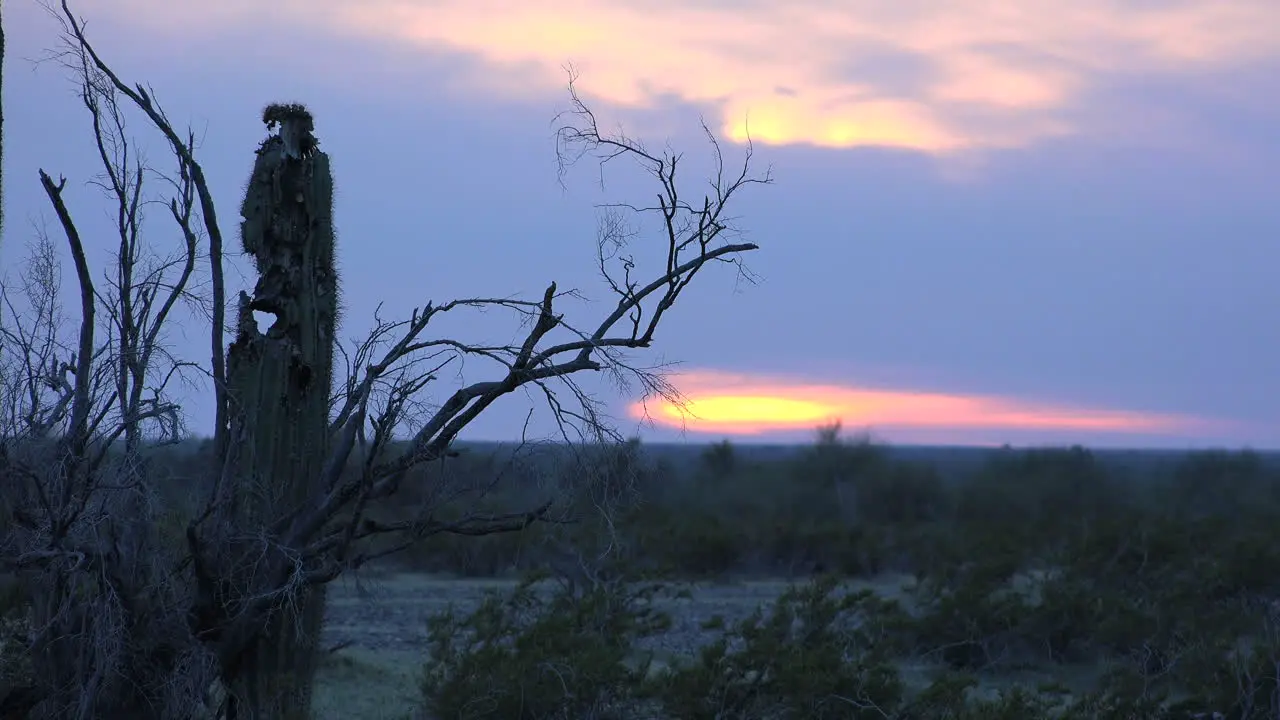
[0,7,206,715]
[0,2,770,718]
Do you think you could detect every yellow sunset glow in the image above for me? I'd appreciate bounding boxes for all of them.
[658,395,836,427]
[633,370,1204,437]
[93,0,1280,154]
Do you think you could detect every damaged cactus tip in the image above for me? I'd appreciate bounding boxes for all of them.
[262,102,318,160]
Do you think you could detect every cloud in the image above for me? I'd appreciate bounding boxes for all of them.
[91,0,1280,154]
[631,369,1212,440]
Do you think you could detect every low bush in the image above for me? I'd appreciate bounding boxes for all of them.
[652,576,908,719]
[417,568,1279,718]
[420,578,671,720]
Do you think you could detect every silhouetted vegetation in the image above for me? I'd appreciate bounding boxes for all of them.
[372,426,1276,719]
[6,428,1274,716]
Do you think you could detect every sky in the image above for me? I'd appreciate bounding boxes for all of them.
[3,0,1279,449]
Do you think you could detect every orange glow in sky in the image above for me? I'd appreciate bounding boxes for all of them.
[96,0,1280,155]
[632,370,1205,438]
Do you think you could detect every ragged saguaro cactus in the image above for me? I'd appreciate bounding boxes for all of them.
[223,102,338,719]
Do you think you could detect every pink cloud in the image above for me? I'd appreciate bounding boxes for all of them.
[90,0,1280,155]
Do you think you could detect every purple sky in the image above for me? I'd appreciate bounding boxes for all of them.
[4,0,1279,448]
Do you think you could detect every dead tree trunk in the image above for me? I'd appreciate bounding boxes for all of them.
[222,103,337,719]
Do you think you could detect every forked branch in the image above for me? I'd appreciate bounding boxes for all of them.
[285,71,771,571]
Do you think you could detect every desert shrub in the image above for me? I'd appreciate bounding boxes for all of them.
[420,578,671,719]
[1053,507,1280,653]
[848,461,952,527]
[1059,664,1177,720]
[153,506,195,555]
[623,507,746,578]
[1018,569,1111,664]
[906,559,1039,670]
[410,556,1280,720]
[653,576,907,719]
[0,574,33,716]
[1172,625,1280,719]
[892,671,980,719]
[699,440,739,480]
[621,501,898,579]
[905,517,1033,586]
[954,446,1122,543]
[896,673,1079,719]
[778,521,889,577]
[786,425,889,521]
[1195,517,1280,603]
[786,425,953,528]
[407,530,531,576]
[1161,450,1280,521]
[951,686,1071,720]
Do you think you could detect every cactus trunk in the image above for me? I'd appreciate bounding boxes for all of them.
[223,104,337,719]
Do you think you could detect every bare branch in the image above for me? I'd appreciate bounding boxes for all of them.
[51,0,229,471]
[37,171,95,458]
[283,71,769,575]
